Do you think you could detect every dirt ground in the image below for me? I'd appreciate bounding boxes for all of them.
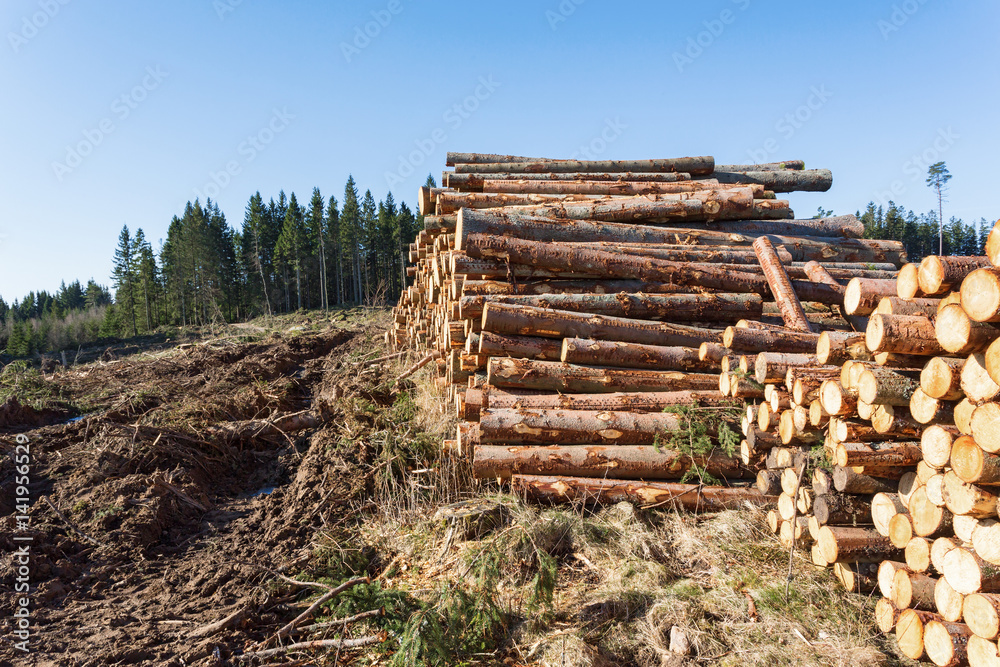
[0,311,414,666]
[0,310,913,667]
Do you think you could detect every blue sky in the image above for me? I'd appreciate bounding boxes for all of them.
[1,0,997,302]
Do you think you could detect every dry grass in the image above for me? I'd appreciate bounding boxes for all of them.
[291,314,913,666]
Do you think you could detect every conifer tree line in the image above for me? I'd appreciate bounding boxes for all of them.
[857,201,992,262]
[3,183,995,359]
[1,176,427,357]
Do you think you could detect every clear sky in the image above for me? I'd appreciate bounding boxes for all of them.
[1,0,997,302]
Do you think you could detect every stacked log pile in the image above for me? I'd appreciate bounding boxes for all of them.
[388,152,910,513]
[831,232,1000,667]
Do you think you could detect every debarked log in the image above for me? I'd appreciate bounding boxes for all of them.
[473,444,750,480]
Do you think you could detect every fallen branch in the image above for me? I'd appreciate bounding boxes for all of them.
[42,496,104,547]
[188,605,249,639]
[353,350,407,366]
[273,576,369,640]
[239,634,386,661]
[152,472,211,512]
[394,352,440,385]
[293,607,385,635]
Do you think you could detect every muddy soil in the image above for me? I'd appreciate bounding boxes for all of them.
[0,321,400,666]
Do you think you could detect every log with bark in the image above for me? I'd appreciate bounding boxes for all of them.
[472,444,749,481]
[560,338,720,372]
[511,474,775,510]
[452,156,716,175]
[461,292,764,323]
[752,236,813,332]
[486,358,720,393]
[481,389,736,413]
[481,303,725,348]
[961,268,1000,322]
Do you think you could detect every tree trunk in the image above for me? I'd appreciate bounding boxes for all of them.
[482,388,733,413]
[961,268,1000,322]
[510,474,774,510]
[951,435,1000,484]
[561,339,719,373]
[460,292,763,323]
[445,171,694,189]
[482,303,724,348]
[833,466,897,494]
[857,368,921,405]
[834,442,921,468]
[943,471,998,518]
[478,408,688,446]
[845,278,900,315]
[478,331,562,361]
[813,493,872,525]
[710,168,832,192]
[944,547,1000,595]
[476,179,741,196]
[892,569,937,610]
[936,303,1000,354]
[866,314,945,356]
[486,358,719,394]
[455,210,906,265]
[962,593,1000,640]
[919,255,992,296]
[752,236,812,332]
[473,444,749,481]
[464,233,771,295]
[921,356,966,400]
[452,156,714,175]
[723,326,819,354]
[817,525,902,563]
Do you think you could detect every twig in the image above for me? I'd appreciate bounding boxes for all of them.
[352,350,406,367]
[332,614,350,665]
[42,496,104,547]
[273,576,369,639]
[785,463,808,600]
[239,634,386,661]
[294,607,384,635]
[393,352,438,385]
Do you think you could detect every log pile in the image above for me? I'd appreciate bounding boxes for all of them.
[831,233,1000,667]
[748,226,1000,667]
[387,152,910,514]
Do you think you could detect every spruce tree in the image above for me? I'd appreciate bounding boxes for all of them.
[340,177,362,304]
[112,225,138,337]
[307,188,328,310]
[243,192,272,316]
